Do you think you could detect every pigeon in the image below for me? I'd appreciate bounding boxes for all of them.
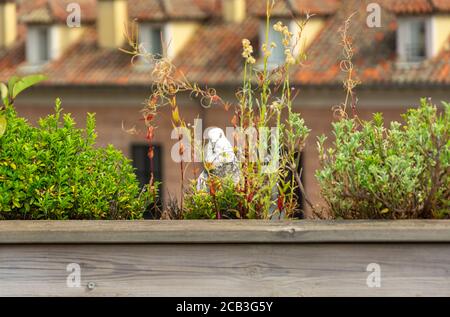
[196,128,240,191]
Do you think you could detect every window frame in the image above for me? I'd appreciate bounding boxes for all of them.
[138,23,164,59]
[26,25,52,65]
[258,19,291,69]
[397,16,432,63]
[131,143,163,217]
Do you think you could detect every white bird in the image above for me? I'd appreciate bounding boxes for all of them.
[197,128,239,191]
[204,128,235,166]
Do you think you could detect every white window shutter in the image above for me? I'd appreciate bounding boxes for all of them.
[259,20,287,67]
[397,19,408,62]
[26,27,40,65]
[425,17,434,58]
[139,25,152,55]
[48,26,60,60]
[26,26,52,65]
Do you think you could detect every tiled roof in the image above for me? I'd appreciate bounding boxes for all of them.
[0,41,25,80]
[0,0,449,87]
[43,28,150,85]
[20,0,96,24]
[293,0,450,86]
[13,0,343,24]
[177,0,450,86]
[129,0,216,21]
[380,0,450,14]
[289,0,341,15]
[163,0,215,19]
[20,0,215,24]
[174,19,260,84]
[128,0,166,21]
[249,0,340,17]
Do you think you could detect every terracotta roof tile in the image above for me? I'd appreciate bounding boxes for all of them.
[20,0,214,24]
[131,0,217,20]
[380,0,450,14]
[21,0,96,24]
[291,0,450,86]
[163,0,212,19]
[21,6,53,23]
[290,0,341,15]
[128,0,165,21]
[173,18,260,84]
[1,0,449,87]
[433,0,450,11]
[249,0,340,17]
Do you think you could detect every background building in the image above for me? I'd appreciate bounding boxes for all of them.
[1,0,449,216]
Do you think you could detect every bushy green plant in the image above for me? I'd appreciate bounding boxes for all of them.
[316,99,449,219]
[183,177,245,219]
[0,77,154,219]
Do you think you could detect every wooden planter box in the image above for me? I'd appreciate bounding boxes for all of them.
[1,220,450,296]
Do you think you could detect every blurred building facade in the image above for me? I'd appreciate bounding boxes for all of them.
[1,0,449,215]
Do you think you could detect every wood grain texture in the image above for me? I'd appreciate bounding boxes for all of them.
[1,243,450,296]
[2,221,450,296]
[1,220,450,244]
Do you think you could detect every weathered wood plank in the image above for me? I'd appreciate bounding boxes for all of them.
[1,243,449,296]
[1,220,450,244]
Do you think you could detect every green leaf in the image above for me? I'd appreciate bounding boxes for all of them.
[12,75,47,99]
[0,114,6,137]
[7,76,19,93]
[0,83,8,106]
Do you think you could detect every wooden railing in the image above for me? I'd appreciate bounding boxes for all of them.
[1,220,450,296]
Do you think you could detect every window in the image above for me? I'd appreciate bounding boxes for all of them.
[274,151,305,219]
[397,17,429,63]
[26,26,50,65]
[131,144,162,218]
[259,20,290,68]
[139,24,163,58]
[292,151,305,219]
[36,28,49,62]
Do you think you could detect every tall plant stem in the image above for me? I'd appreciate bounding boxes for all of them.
[260,0,271,126]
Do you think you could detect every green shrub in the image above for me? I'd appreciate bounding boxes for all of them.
[0,98,153,220]
[183,178,245,219]
[316,99,449,219]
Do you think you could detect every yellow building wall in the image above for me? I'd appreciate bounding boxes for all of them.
[48,25,85,60]
[290,17,324,55]
[434,14,450,53]
[98,0,128,48]
[165,22,199,59]
[223,0,246,23]
[60,26,85,51]
[0,2,17,48]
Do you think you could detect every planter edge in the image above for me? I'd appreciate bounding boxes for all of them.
[1,220,450,244]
